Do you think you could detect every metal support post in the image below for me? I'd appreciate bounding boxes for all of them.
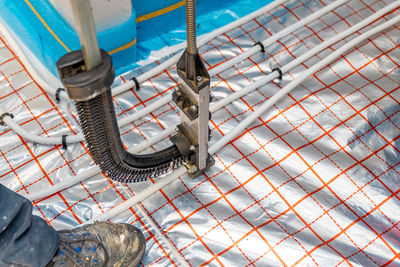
[170,0,214,177]
[70,0,102,70]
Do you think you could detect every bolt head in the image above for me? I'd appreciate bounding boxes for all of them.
[190,105,198,112]
[197,76,202,82]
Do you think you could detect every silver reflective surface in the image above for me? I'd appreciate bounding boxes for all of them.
[1,0,400,266]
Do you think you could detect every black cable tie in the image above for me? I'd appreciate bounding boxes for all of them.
[62,135,68,149]
[130,77,140,91]
[254,42,265,53]
[0,112,14,126]
[55,88,65,103]
[272,67,283,81]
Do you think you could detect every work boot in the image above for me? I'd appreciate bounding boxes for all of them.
[46,222,145,267]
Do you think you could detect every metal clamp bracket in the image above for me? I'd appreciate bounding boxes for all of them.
[172,85,199,121]
[170,49,214,177]
[56,49,114,102]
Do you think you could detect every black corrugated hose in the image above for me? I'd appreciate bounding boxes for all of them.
[75,89,186,183]
[58,49,186,183]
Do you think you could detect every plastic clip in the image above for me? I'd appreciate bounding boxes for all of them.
[131,77,140,91]
[62,135,68,149]
[272,67,283,81]
[55,88,65,103]
[0,112,13,126]
[254,42,265,53]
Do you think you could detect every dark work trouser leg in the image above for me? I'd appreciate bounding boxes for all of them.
[0,184,59,267]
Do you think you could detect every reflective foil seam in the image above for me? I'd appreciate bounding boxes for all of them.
[0,0,400,266]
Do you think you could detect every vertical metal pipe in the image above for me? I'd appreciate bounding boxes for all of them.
[186,0,197,55]
[71,0,102,70]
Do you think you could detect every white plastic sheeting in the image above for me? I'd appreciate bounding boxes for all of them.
[0,0,399,266]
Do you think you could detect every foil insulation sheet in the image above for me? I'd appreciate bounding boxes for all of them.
[1,0,400,266]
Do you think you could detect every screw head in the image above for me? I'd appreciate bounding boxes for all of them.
[197,76,202,82]
[190,105,198,113]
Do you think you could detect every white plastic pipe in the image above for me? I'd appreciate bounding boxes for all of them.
[0,95,170,145]
[1,111,82,145]
[208,0,351,76]
[136,205,191,267]
[0,0,289,101]
[0,0,350,146]
[25,167,100,201]
[0,0,288,144]
[89,13,400,222]
[211,14,400,154]
[12,2,400,201]
[101,0,353,134]
[211,0,400,111]
[111,0,289,96]
[128,127,176,154]
[118,94,173,127]
[113,1,400,155]
[112,0,352,129]
[91,166,187,221]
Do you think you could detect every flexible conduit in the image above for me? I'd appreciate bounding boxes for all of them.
[90,12,400,222]
[13,2,399,201]
[0,0,347,146]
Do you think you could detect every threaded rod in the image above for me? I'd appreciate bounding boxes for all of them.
[186,0,197,55]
